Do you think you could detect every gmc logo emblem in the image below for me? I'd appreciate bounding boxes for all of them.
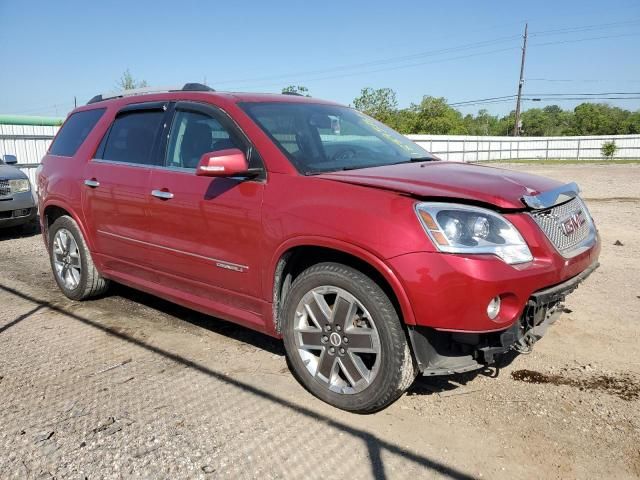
[559,210,586,236]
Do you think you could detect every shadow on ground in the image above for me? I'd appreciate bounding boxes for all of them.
[0,222,41,241]
[108,282,519,400]
[409,351,519,396]
[0,282,479,480]
[108,282,286,356]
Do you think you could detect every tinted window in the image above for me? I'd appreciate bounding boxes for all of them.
[49,108,105,157]
[166,110,244,169]
[99,110,164,165]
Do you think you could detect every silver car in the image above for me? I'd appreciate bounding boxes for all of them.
[0,155,37,230]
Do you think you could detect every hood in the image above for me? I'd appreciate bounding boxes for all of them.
[317,162,563,210]
[0,165,28,181]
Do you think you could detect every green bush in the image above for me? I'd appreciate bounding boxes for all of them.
[601,141,617,160]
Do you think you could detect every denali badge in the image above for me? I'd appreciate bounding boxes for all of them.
[559,210,586,236]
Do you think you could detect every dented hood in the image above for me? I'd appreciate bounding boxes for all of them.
[317,162,563,209]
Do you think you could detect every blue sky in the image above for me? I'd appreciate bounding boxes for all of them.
[1,0,639,118]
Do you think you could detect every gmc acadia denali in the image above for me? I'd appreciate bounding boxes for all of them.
[37,84,600,413]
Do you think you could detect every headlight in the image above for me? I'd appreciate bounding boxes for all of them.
[9,179,30,193]
[415,202,533,264]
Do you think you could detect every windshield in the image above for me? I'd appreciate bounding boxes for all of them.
[239,102,436,174]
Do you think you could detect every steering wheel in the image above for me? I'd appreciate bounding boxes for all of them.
[331,148,358,162]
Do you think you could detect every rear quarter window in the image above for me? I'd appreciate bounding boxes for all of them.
[49,108,106,157]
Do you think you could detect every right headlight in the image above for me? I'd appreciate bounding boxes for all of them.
[415,202,533,265]
[9,179,30,193]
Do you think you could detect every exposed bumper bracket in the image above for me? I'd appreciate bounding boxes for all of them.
[408,260,600,376]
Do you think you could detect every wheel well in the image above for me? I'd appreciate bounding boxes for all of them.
[43,205,71,243]
[273,246,401,333]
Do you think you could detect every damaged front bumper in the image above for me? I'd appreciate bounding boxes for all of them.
[408,261,600,376]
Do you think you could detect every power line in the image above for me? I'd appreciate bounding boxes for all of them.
[213,20,640,90]
[527,78,640,83]
[527,92,640,96]
[530,31,640,48]
[239,47,520,90]
[214,35,522,86]
[448,95,517,106]
[8,20,640,115]
[237,32,640,90]
[448,92,640,107]
[529,19,640,37]
[527,96,640,101]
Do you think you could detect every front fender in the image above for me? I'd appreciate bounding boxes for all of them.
[267,235,417,326]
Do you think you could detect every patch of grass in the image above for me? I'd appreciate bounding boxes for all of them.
[478,158,640,165]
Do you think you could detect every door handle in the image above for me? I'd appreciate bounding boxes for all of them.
[151,189,174,200]
[84,179,100,188]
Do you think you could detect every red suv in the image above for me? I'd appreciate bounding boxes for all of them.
[37,84,600,412]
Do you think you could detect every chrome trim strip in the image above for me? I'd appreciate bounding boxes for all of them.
[522,182,580,210]
[90,158,263,178]
[97,230,249,272]
[90,158,169,170]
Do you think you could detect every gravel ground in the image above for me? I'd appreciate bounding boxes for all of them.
[0,163,639,479]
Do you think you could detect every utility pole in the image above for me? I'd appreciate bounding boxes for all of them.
[513,23,528,136]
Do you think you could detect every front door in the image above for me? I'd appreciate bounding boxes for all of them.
[146,102,266,324]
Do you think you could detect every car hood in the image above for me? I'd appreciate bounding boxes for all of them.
[317,162,563,210]
[0,165,27,180]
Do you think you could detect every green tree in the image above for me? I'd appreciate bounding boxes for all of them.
[622,111,640,134]
[463,109,500,135]
[411,96,467,135]
[117,69,148,90]
[353,87,399,125]
[282,85,310,96]
[521,108,549,136]
[573,103,629,135]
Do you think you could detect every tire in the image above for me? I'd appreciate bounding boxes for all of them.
[48,215,109,300]
[282,262,416,413]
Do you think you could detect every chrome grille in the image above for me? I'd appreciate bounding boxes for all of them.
[0,179,10,197]
[530,197,592,256]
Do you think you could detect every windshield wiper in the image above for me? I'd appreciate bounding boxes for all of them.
[408,156,437,162]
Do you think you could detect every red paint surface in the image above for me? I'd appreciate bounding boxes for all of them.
[38,91,601,337]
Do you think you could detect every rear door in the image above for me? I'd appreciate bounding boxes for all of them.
[82,102,169,277]
[146,101,266,322]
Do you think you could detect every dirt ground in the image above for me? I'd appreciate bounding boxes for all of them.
[0,163,639,479]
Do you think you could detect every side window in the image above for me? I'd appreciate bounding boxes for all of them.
[98,110,165,165]
[165,110,245,169]
[49,108,105,157]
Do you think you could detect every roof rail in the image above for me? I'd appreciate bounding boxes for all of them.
[87,83,215,105]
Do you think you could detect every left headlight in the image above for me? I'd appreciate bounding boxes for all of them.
[415,202,533,265]
[9,179,30,193]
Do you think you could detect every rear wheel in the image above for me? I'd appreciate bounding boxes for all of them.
[49,215,109,300]
[282,262,416,413]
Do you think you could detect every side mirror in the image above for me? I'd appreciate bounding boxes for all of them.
[196,148,249,177]
[3,154,18,165]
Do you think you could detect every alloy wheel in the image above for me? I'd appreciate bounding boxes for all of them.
[293,286,381,394]
[52,228,82,290]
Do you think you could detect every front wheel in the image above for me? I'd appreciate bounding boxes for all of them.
[282,262,416,413]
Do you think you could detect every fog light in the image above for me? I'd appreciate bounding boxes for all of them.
[487,296,501,320]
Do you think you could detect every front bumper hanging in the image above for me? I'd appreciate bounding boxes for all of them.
[409,261,600,376]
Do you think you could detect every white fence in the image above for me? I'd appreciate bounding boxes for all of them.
[0,124,59,185]
[408,134,640,162]
[2,124,639,186]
